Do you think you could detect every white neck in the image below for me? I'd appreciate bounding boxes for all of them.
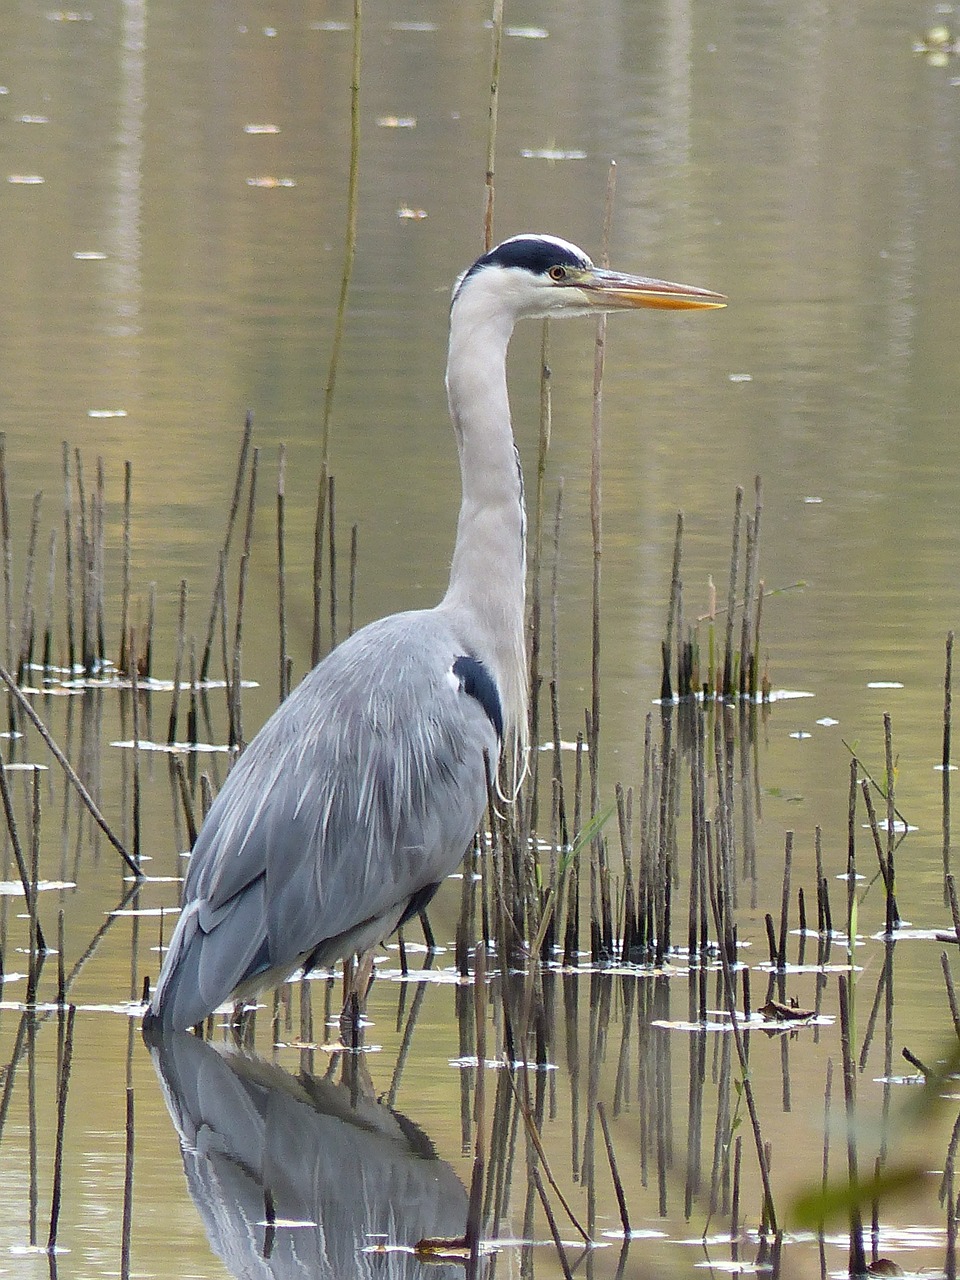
[438,286,528,752]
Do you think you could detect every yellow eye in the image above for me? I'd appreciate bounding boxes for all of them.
[548,265,567,282]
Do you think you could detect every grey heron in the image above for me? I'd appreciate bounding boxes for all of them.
[144,233,725,1033]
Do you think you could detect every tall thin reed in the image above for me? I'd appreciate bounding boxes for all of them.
[0,436,14,671]
[200,413,252,682]
[276,444,288,701]
[945,630,954,891]
[118,461,132,672]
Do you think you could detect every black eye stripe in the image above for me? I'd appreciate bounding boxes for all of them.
[454,236,592,300]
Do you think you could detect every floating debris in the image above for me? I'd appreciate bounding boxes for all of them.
[450,1055,557,1071]
[16,114,49,124]
[7,174,45,184]
[111,738,233,754]
[728,372,753,382]
[789,730,812,739]
[87,408,127,418]
[244,123,279,134]
[816,716,839,726]
[505,25,549,38]
[246,176,297,188]
[868,680,904,689]
[73,251,107,260]
[377,115,417,128]
[804,495,824,504]
[758,999,817,1022]
[397,206,427,220]
[520,146,587,161]
[0,879,74,895]
[861,819,918,834]
[109,906,178,917]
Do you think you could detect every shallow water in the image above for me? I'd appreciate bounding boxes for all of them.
[1,1,960,1277]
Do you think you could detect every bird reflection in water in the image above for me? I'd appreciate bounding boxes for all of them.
[146,1031,469,1279]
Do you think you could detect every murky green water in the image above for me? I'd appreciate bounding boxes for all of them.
[1,1,959,1277]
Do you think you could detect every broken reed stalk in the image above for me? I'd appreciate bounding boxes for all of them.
[532,1167,575,1280]
[230,552,248,750]
[597,1101,630,1235]
[41,531,56,674]
[143,582,155,680]
[662,512,682,701]
[0,758,40,927]
[738,478,762,698]
[17,491,42,682]
[327,474,338,649]
[838,975,866,1275]
[846,757,858,955]
[200,412,252,683]
[942,951,960,1040]
[945,630,954,892]
[119,460,132,673]
[95,457,107,663]
[60,443,75,672]
[74,452,91,672]
[465,943,487,1278]
[311,474,326,666]
[46,1001,76,1253]
[0,665,139,876]
[130,634,142,869]
[883,712,898,936]
[276,444,288,702]
[860,777,891,893]
[27,768,41,1000]
[173,756,198,849]
[777,830,793,969]
[0,435,13,671]
[167,580,188,745]
[120,1086,134,1280]
[226,447,259,749]
[722,486,743,699]
[348,523,358,638]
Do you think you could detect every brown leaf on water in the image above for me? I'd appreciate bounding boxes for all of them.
[414,1235,469,1261]
[759,999,815,1022]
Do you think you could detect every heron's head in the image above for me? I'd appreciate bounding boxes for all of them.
[452,233,726,322]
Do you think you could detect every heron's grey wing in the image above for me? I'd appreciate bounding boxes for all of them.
[154,610,498,1029]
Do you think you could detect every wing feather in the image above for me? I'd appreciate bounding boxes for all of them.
[151,609,498,1030]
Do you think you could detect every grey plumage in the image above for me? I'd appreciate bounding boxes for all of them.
[151,612,496,1031]
[145,233,724,1033]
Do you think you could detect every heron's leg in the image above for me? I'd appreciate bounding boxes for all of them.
[338,948,376,1047]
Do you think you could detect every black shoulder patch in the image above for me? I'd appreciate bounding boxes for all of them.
[455,235,592,299]
[453,654,504,740]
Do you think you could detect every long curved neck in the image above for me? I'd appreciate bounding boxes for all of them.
[439,293,528,751]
